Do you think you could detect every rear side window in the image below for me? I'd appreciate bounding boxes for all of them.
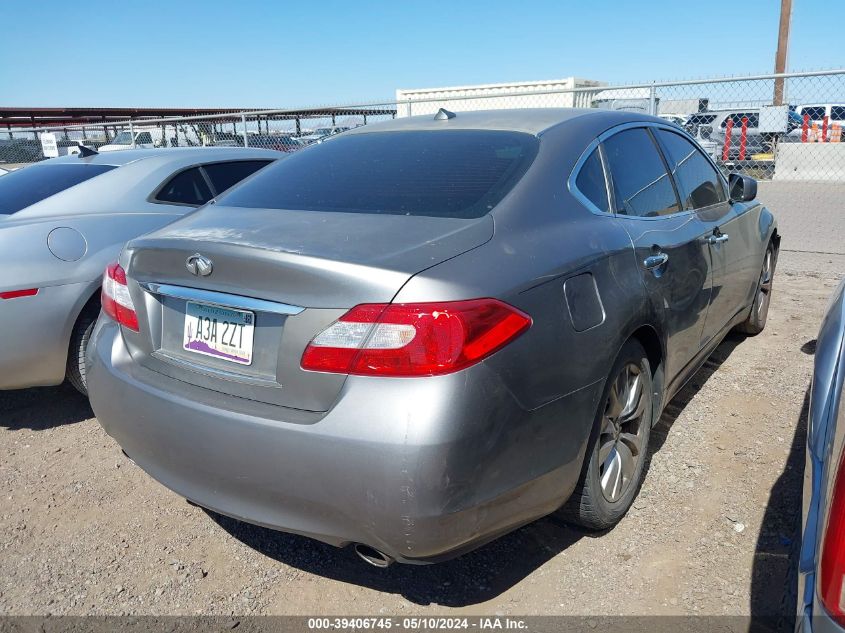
[574,148,609,213]
[202,160,271,195]
[219,130,539,219]
[155,167,213,206]
[136,132,154,144]
[603,128,680,218]
[830,106,845,121]
[0,163,116,215]
[657,130,727,210]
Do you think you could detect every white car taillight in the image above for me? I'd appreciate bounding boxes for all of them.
[101,262,139,331]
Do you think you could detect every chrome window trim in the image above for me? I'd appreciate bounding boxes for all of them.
[569,120,732,222]
[140,282,304,316]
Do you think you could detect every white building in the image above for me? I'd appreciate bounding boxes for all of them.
[395,77,607,118]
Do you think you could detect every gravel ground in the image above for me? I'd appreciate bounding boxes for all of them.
[0,265,840,618]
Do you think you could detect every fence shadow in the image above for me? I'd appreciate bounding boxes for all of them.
[0,383,93,431]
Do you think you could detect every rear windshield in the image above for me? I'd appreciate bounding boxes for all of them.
[0,163,117,215]
[219,130,539,219]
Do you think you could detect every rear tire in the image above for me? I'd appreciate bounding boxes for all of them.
[736,242,775,336]
[560,339,653,530]
[66,301,100,396]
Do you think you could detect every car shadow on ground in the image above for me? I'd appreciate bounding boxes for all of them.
[209,333,750,607]
[748,383,809,632]
[207,508,590,606]
[0,383,93,430]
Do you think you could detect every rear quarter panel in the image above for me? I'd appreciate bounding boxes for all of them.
[0,211,184,387]
[799,279,845,620]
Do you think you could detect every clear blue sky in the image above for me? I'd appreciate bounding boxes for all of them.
[1,0,841,108]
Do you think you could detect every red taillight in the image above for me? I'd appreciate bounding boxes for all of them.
[821,449,845,624]
[101,262,139,332]
[0,288,38,299]
[301,299,531,377]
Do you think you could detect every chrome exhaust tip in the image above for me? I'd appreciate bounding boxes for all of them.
[353,543,394,568]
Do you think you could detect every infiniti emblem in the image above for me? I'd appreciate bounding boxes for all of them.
[186,253,213,277]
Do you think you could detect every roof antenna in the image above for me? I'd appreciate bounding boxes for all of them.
[434,108,456,121]
[76,143,98,158]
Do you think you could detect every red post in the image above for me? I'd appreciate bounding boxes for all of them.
[722,117,734,161]
[739,116,749,160]
[822,115,829,143]
[802,113,810,142]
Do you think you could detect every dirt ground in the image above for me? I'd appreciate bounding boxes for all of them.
[0,255,841,618]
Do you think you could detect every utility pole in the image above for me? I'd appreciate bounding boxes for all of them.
[773,0,793,105]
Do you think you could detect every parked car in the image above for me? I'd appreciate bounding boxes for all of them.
[796,278,845,632]
[247,134,301,152]
[658,114,687,128]
[0,146,279,394]
[99,130,156,152]
[87,109,778,566]
[296,126,352,145]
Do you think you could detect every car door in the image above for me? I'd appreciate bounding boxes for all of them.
[602,126,714,383]
[653,127,756,348]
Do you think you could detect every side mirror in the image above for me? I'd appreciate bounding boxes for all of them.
[729,173,757,202]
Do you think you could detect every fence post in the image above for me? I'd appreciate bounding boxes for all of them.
[406,99,412,118]
[242,114,249,147]
[649,82,656,116]
[129,120,135,148]
[722,118,734,162]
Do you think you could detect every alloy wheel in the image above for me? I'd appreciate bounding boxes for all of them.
[598,362,649,503]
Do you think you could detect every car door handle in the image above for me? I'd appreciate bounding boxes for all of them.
[643,253,669,270]
[706,234,730,244]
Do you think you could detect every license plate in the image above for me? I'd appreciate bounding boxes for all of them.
[183,301,254,366]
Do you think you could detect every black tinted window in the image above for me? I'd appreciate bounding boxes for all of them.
[603,128,680,218]
[830,106,845,121]
[0,164,116,215]
[657,130,727,210]
[203,160,271,195]
[136,132,154,144]
[574,148,609,213]
[219,130,539,219]
[155,167,212,206]
[722,113,759,128]
[802,106,827,120]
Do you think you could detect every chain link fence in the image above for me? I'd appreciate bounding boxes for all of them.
[3,70,843,181]
[2,69,844,269]
[2,70,843,180]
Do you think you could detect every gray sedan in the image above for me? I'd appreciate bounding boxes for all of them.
[797,277,845,632]
[87,109,778,565]
[0,147,278,393]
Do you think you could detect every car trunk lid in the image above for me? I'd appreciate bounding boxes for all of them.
[120,206,493,412]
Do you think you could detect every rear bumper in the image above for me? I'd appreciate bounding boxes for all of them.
[0,281,92,390]
[87,319,602,563]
